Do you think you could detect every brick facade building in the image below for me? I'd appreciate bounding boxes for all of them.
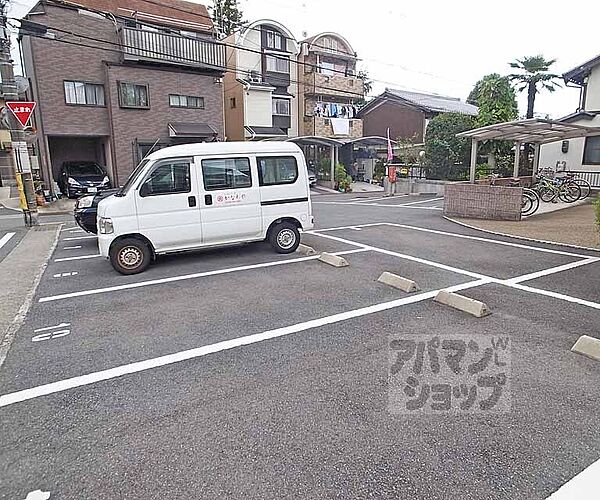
[20,0,225,189]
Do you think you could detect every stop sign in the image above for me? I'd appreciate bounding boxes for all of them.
[6,101,36,128]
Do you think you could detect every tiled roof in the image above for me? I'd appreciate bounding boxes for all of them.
[385,88,478,116]
[563,54,600,86]
[62,0,214,32]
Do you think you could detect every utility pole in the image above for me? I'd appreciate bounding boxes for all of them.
[0,0,38,226]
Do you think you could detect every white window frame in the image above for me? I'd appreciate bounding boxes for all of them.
[272,98,291,116]
[266,55,290,74]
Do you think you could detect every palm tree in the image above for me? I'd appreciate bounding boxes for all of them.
[508,56,562,118]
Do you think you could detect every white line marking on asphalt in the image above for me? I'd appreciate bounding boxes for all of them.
[309,230,600,310]
[24,490,51,500]
[39,248,370,303]
[1,278,490,408]
[352,194,409,203]
[0,232,15,250]
[62,235,96,241]
[34,323,70,333]
[32,329,71,342]
[506,257,600,284]
[546,456,600,499]
[63,245,82,250]
[54,254,101,262]
[308,222,387,233]
[313,201,443,211]
[372,204,443,210]
[308,231,490,280]
[53,272,78,278]
[61,228,82,233]
[0,214,23,220]
[396,197,444,206]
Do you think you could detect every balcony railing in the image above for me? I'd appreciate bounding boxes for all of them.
[305,72,364,98]
[120,27,226,72]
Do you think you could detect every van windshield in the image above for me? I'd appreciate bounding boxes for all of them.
[115,159,151,197]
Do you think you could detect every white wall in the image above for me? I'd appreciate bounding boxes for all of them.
[539,115,600,172]
[585,65,600,111]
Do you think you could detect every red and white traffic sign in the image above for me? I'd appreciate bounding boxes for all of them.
[6,101,36,128]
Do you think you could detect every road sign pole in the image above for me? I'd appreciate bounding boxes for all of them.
[0,1,38,226]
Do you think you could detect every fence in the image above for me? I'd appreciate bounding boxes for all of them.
[569,170,600,188]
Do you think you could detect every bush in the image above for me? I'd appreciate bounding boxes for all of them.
[335,163,352,192]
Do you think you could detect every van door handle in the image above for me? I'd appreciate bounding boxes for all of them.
[188,196,196,207]
[204,194,213,206]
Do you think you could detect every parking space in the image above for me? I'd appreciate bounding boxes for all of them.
[1,194,599,499]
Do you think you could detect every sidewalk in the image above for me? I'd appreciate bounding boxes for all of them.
[0,196,75,215]
[448,199,600,250]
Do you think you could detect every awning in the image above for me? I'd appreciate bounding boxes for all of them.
[244,126,286,138]
[456,118,600,144]
[168,122,218,138]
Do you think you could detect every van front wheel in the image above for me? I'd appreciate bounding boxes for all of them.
[110,238,151,275]
[269,222,300,254]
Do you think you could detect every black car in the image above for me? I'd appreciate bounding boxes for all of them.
[58,161,111,198]
[74,188,118,234]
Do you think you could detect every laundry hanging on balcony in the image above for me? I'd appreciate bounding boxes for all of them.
[314,102,358,119]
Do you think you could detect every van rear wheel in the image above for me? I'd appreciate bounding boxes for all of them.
[110,237,151,275]
[269,222,300,254]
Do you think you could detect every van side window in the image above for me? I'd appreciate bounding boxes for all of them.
[140,160,191,196]
[257,156,298,186]
[201,158,252,191]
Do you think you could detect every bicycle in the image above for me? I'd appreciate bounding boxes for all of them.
[533,175,581,203]
[562,172,591,200]
[488,174,540,216]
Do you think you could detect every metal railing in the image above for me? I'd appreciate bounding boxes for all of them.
[567,170,600,188]
[120,27,226,72]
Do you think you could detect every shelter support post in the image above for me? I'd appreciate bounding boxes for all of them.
[330,145,335,190]
[469,139,478,184]
[513,141,521,178]
[532,143,540,177]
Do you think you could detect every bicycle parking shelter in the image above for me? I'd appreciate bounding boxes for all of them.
[456,118,600,183]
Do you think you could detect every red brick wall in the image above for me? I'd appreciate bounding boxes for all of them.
[362,102,425,142]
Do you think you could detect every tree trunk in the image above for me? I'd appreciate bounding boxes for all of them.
[526,82,536,119]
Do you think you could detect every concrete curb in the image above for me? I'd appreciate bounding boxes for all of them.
[296,244,317,256]
[0,200,22,213]
[0,223,62,369]
[434,290,490,318]
[377,272,419,292]
[443,216,600,254]
[318,252,349,267]
[571,335,600,362]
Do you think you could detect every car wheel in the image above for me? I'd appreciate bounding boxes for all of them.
[269,222,300,254]
[109,237,151,275]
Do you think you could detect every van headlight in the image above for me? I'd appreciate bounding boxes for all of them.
[99,217,113,234]
[68,177,81,186]
[76,196,94,209]
[101,176,110,185]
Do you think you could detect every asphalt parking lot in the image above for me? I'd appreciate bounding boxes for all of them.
[1,192,599,499]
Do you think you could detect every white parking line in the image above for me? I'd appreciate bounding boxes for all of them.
[506,257,599,284]
[63,235,96,241]
[396,197,444,206]
[39,248,370,303]
[352,194,409,203]
[61,228,82,233]
[53,272,78,278]
[547,456,600,499]
[0,232,16,250]
[0,278,491,409]
[0,214,23,220]
[63,246,82,250]
[34,323,71,333]
[54,254,101,262]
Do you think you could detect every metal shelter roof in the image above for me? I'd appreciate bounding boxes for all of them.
[456,118,600,144]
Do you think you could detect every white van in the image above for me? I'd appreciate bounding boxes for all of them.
[97,142,314,274]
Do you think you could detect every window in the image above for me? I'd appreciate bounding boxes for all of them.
[201,158,252,191]
[583,136,600,165]
[64,81,105,106]
[169,94,205,109]
[265,29,284,50]
[319,61,335,76]
[257,156,298,186]
[119,82,149,108]
[140,160,191,196]
[265,55,290,74]
[272,98,290,116]
[230,97,237,109]
[321,37,339,53]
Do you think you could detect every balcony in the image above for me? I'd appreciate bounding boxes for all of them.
[120,27,226,72]
[305,72,364,99]
[304,116,363,138]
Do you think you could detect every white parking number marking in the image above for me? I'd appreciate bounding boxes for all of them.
[32,323,71,342]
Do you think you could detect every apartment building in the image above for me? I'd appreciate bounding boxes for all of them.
[20,0,226,188]
[297,32,364,140]
[223,20,299,141]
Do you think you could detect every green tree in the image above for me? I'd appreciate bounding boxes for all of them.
[508,56,561,118]
[468,73,519,173]
[424,113,476,180]
[356,70,372,107]
[211,0,244,37]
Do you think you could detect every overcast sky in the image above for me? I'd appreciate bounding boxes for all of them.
[9,0,599,118]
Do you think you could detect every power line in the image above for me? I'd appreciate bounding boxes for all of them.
[12,23,369,100]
